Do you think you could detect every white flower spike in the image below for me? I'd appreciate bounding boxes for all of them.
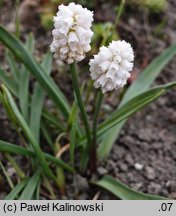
[89,40,134,94]
[50,3,94,64]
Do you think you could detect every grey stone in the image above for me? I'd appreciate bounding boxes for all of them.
[168,192,176,199]
[75,174,89,192]
[166,181,176,192]
[97,167,108,176]
[131,182,143,191]
[118,163,128,172]
[144,166,156,180]
[106,160,116,171]
[125,154,134,165]
[112,146,125,160]
[147,182,162,194]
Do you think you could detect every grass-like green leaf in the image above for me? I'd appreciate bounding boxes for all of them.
[35,180,41,200]
[99,43,176,158]
[0,140,74,172]
[97,82,176,136]
[94,175,166,200]
[30,52,52,142]
[42,110,66,132]
[19,65,30,122]
[1,86,55,180]
[41,124,55,151]
[0,66,18,97]
[19,170,40,200]
[78,82,176,147]
[5,50,19,84]
[5,179,28,200]
[19,33,35,122]
[25,33,35,54]
[0,25,70,119]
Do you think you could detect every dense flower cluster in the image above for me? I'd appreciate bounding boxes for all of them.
[50,3,94,64]
[89,40,134,93]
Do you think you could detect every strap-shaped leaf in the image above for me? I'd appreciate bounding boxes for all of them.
[99,43,176,158]
[42,110,66,132]
[78,82,176,146]
[97,82,176,136]
[5,50,19,84]
[0,66,18,96]
[1,86,55,180]
[94,175,166,200]
[0,140,74,172]
[0,25,70,119]
[18,170,40,200]
[30,52,52,142]
[19,33,35,122]
[35,181,41,200]
[5,179,28,200]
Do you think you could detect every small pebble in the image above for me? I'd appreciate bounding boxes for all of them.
[114,167,120,174]
[134,163,144,171]
[75,174,89,192]
[166,181,176,192]
[131,182,143,190]
[147,182,162,194]
[119,163,128,172]
[106,160,116,171]
[160,189,169,197]
[61,195,68,200]
[144,166,156,180]
[168,192,176,199]
[125,154,134,165]
[112,146,125,160]
[97,167,108,176]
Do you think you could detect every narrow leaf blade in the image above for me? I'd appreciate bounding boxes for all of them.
[19,170,40,200]
[94,175,166,200]
[5,50,19,83]
[29,52,52,142]
[98,83,176,136]
[0,25,70,119]
[19,33,35,122]
[5,179,28,200]
[77,83,176,148]
[0,66,18,96]
[1,86,55,180]
[0,140,74,173]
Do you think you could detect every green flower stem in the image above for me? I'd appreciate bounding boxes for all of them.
[5,153,25,179]
[70,62,92,162]
[115,0,125,27]
[90,90,104,173]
